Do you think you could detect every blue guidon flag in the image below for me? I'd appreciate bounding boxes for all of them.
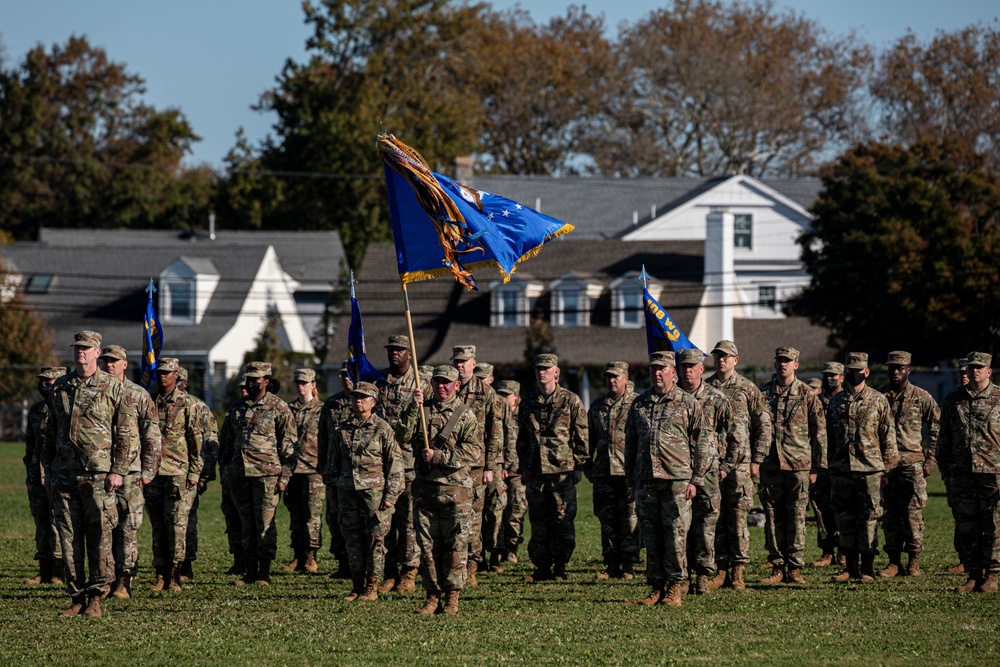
[347,294,385,384]
[643,287,699,355]
[378,134,573,291]
[140,280,162,390]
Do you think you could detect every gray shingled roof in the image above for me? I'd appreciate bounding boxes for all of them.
[467,175,823,240]
[37,228,346,285]
[733,317,838,369]
[347,239,707,369]
[1,243,269,360]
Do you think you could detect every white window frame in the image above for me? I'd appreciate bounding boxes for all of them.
[162,278,196,324]
[550,274,602,328]
[489,277,543,328]
[757,284,777,312]
[734,213,753,249]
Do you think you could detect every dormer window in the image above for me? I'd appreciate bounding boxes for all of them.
[159,256,220,325]
[489,276,543,327]
[611,272,663,328]
[550,274,602,328]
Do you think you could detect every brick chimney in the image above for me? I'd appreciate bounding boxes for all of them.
[451,156,474,184]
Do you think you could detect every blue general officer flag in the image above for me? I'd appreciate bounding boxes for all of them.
[643,287,699,355]
[347,296,384,384]
[140,290,162,390]
[379,134,573,290]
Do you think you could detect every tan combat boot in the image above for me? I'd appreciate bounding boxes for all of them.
[489,551,504,574]
[167,564,183,591]
[395,566,418,593]
[878,554,901,578]
[149,567,167,591]
[414,590,441,614]
[837,551,847,567]
[357,577,380,601]
[178,559,194,581]
[831,554,858,583]
[303,549,319,573]
[621,562,635,580]
[659,583,683,607]
[113,572,132,599]
[859,555,876,584]
[234,560,258,586]
[524,566,552,583]
[759,565,784,584]
[956,570,982,593]
[695,574,711,595]
[906,554,922,577]
[83,594,102,618]
[707,565,727,590]
[809,553,834,568]
[345,574,365,601]
[378,566,399,593]
[282,552,301,572]
[636,587,663,606]
[442,590,460,615]
[730,564,746,590]
[59,595,85,617]
[553,562,568,581]
[786,567,806,584]
[947,562,966,574]
[980,572,998,593]
[466,564,478,587]
[255,559,272,585]
[26,558,54,585]
[504,551,518,564]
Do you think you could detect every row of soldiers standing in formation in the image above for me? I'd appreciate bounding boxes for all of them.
[24,328,1000,617]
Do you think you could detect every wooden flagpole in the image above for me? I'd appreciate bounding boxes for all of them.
[400,280,431,451]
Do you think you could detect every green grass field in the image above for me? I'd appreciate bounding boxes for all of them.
[1,440,997,666]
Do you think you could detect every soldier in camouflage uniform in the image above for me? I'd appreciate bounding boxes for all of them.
[827,352,898,583]
[24,366,65,586]
[518,354,589,582]
[879,351,940,578]
[219,374,246,577]
[281,368,325,574]
[496,380,526,565]
[473,363,494,384]
[220,361,297,586]
[98,346,161,599]
[43,331,128,618]
[705,340,771,590]
[451,345,503,586]
[318,363,353,578]
[473,362,510,573]
[945,358,970,575]
[176,366,218,583]
[625,350,708,607]
[588,361,640,580]
[147,357,203,592]
[937,351,1000,593]
[375,335,427,593]
[679,348,743,595]
[809,361,845,568]
[757,346,827,585]
[398,365,483,615]
[329,382,404,601]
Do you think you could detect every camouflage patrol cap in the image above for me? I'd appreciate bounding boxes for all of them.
[473,363,494,379]
[158,357,180,373]
[385,335,410,349]
[37,366,66,379]
[534,354,559,368]
[177,367,188,382]
[958,357,969,370]
[649,350,675,367]
[966,351,992,368]
[351,381,378,398]
[711,340,739,357]
[496,380,521,396]
[774,346,799,361]
[822,361,844,375]
[807,377,823,390]
[243,361,272,378]
[70,330,102,348]
[845,352,869,370]
[451,345,477,361]
[677,348,706,365]
[339,360,350,375]
[294,368,316,382]
[99,345,127,361]
[604,361,629,376]
[886,351,912,366]
[431,364,459,381]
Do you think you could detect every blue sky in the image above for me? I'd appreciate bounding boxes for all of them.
[2,1,997,169]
